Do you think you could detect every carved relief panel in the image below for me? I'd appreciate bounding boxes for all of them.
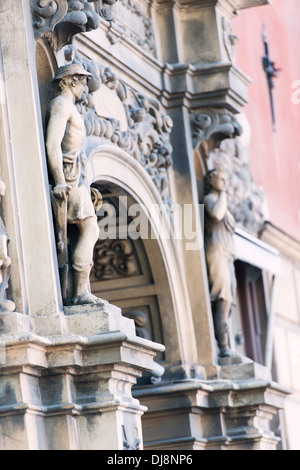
[104,0,156,56]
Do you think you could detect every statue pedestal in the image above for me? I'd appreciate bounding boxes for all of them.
[135,357,290,451]
[0,304,164,450]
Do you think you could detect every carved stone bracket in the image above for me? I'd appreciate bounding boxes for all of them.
[192,108,243,156]
[31,0,117,51]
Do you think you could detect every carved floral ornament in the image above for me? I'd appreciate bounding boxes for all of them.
[31,0,118,51]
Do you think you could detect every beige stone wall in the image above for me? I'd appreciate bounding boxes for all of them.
[273,257,300,450]
[261,224,300,450]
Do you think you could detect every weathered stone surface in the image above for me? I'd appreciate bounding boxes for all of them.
[0,305,164,450]
[135,366,290,450]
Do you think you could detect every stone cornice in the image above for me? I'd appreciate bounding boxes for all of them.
[260,221,300,265]
[153,0,270,10]
[233,0,271,10]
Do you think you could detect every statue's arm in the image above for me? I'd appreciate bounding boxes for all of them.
[203,191,227,221]
[46,98,71,193]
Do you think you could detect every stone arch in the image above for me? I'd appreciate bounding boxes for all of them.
[86,143,198,377]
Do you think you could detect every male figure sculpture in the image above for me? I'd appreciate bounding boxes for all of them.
[203,168,237,357]
[46,64,101,305]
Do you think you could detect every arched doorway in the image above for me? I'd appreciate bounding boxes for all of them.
[87,144,198,379]
[90,181,165,379]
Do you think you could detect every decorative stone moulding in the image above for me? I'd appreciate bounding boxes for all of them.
[233,0,271,10]
[105,0,157,56]
[31,0,118,51]
[165,0,271,9]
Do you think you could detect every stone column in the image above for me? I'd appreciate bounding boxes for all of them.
[153,0,255,370]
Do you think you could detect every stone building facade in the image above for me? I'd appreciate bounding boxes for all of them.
[0,0,297,450]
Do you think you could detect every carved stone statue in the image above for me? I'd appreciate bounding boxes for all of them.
[46,64,102,306]
[202,168,237,358]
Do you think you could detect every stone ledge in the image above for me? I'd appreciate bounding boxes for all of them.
[134,376,290,411]
[219,355,272,381]
[0,329,164,372]
[135,376,290,450]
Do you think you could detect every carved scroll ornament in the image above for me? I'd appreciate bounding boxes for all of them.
[31,0,117,51]
[192,108,243,154]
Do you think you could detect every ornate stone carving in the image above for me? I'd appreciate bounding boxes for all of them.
[192,108,242,154]
[122,425,141,450]
[105,0,156,56]
[45,63,103,305]
[222,17,239,62]
[95,0,118,22]
[202,168,237,358]
[31,0,116,51]
[92,238,141,280]
[0,178,15,313]
[66,48,173,206]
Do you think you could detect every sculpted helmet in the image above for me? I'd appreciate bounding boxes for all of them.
[52,64,92,82]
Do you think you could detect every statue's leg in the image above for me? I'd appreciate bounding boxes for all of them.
[70,216,101,305]
[212,299,233,357]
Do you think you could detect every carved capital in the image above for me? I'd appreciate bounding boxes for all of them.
[31,1,117,51]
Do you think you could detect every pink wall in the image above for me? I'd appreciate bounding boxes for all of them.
[232,0,300,240]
